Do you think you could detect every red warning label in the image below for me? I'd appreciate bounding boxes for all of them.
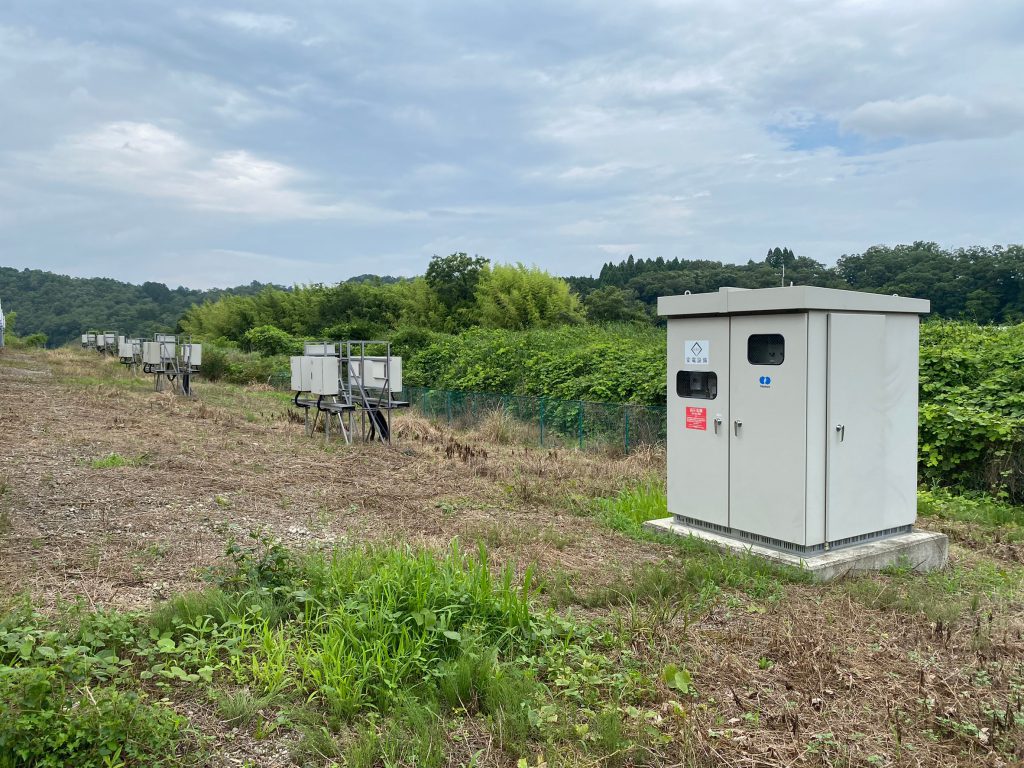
[685,406,707,431]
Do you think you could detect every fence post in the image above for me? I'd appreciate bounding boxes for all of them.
[578,401,584,450]
[446,390,452,425]
[539,398,545,447]
[624,405,630,454]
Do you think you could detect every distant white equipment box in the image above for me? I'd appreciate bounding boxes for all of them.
[104,332,117,347]
[350,356,402,393]
[118,339,133,358]
[81,334,90,346]
[309,356,340,395]
[658,286,930,555]
[142,341,162,365]
[304,342,337,356]
[289,356,308,391]
[132,339,142,355]
[180,343,202,366]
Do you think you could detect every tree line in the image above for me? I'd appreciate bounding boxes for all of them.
[568,242,1024,323]
[0,267,275,346]
[1,242,1021,347]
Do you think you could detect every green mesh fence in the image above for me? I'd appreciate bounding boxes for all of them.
[402,386,665,454]
[267,373,666,453]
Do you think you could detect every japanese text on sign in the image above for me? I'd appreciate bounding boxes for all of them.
[684,339,710,366]
[685,406,707,431]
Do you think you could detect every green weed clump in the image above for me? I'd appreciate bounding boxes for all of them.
[89,452,147,469]
[148,534,660,763]
[187,539,539,719]
[0,604,188,767]
[596,480,668,533]
[0,537,671,764]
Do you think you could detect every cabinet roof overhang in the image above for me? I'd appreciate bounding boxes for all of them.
[657,286,930,318]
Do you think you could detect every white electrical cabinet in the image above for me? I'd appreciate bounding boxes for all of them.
[658,286,929,553]
[349,356,402,393]
[289,356,306,391]
[304,342,337,356]
[180,343,202,367]
[308,356,340,396]
[118,338,133,358]
[142,341,162,365]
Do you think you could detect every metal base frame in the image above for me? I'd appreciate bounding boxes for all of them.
[292,339,410,446]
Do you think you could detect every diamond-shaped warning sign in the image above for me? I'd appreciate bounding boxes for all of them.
[684,339,710,366]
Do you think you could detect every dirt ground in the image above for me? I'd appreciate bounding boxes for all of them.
[1,348,1022,767]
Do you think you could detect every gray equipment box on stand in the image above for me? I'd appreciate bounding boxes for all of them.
[647,286,947,580]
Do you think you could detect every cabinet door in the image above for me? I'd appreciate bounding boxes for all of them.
[666,317,730,527]
[729,314,808,544]
[826,312,896,541]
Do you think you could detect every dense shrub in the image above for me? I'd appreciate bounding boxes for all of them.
[242,324,301,356]
[0,673,184,768]
[0,606,186,767]
[200,344,287,384]
[918,321,1024,500]
[199,344,231,381]
[476,263,584,330]
[224,353,287,385]
[404,324,665,404]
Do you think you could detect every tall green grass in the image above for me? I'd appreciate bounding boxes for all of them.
[4,538,668,764]
[918,487,1024,530]
[155,542,538,720]
[595,480,668,533]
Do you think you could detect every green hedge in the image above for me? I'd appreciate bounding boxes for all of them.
[918,321,1024,500]
[404,324,666,404]
[201,345,287,385]
[402,320,1024,500]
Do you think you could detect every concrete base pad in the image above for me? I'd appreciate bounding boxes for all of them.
[643,518,949,583]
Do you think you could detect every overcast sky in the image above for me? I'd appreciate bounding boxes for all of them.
[2,1,1022,289]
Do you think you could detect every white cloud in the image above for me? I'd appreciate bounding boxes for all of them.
[207,11,297,36]
[155,248,325,289]
[842,94,1024,142]
[31,121,421,221]
[170,73,296,125]
[2,2,1024,286]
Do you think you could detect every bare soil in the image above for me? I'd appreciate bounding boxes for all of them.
[1,348,1022,767]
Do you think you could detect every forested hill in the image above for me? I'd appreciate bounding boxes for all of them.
[4,242,1022,346]
[568,243,1024,323]
[0,267,275,345]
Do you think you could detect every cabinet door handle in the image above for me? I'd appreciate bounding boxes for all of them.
[734,419,743,436]
[714,416,723,434]
[835,424,845,442]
